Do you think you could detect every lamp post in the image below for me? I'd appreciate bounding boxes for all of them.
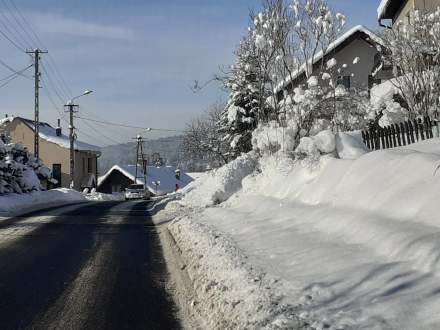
[65,90,93,189]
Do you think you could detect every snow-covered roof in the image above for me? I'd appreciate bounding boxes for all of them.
[276,25,384,93]
[377,0,392,19]
[98,164,193,195]
[4,116,101,153]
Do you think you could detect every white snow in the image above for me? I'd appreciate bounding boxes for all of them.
[0,188,87,216]
[98,164,193,195]
[326,58,337,69]
[179,152,258,208]
[164,138,440,329]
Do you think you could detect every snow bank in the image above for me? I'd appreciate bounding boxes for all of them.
[168,214,310,330]
[0,188,87,216]
[165,138,440,329]
[84,191,124,201]
[180,152,258,208]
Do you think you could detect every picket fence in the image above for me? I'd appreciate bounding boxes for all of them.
[361,116,437,150]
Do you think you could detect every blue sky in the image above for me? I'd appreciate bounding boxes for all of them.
[0,0,380,146]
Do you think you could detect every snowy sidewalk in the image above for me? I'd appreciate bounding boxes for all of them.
[164,139,440,330]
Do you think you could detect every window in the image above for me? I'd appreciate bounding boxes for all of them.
[82,158,86,173]
[52,164,61,188]
[87,157,93,173]
[337,76,351,89]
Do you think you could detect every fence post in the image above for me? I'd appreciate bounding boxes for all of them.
[400,122,406,145]
[380,128,385,149]
[394,124,401,146]
[418,118,425,140]
[390,125,397,147]
[408,121,415,144]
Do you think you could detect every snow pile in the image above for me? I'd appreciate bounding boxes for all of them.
[295,130,368,160]
[180,152,258,208]
[84,190,124,201]
[0,188,86,216]
[251,122,297,154]
[0,137,52,195]
[168,215,310,330]
[164,138,440,329]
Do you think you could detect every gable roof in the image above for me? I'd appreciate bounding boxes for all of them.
[98,164,193,195]
[4,116,101,153]
[276,25,384,94]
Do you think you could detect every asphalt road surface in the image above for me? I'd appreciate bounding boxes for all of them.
[0,201,182,330]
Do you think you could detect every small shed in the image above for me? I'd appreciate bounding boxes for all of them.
[97,164,193,196]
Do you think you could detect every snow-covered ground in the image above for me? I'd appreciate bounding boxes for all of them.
[0,188,88,217]
[0,189,124,217]
[163,138,440,329]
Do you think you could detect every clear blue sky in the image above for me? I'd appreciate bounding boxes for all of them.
[0,0,380,146]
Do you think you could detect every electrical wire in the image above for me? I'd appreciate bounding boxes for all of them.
[74,116,185,132]
[6,0,73,100]
[1,0,35,48]
[0,63,32,81]
[0,63,32,88]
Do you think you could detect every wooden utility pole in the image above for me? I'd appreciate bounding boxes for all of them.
[65,103,79,188]
[26,48,47,159]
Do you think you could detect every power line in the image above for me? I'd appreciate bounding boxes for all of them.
[7,0,74,99]
[0,58,32,77]
[0,3,31,50]
[0,63,32,81]
[78,117,123,145]
[1,0,35,48]
[74,116,185,132]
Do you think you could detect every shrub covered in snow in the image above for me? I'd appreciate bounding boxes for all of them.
[0,135,51,195]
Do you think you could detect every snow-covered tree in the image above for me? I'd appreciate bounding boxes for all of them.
[379,7,440,119]
[0,134,51,195]
[180,102,230,171]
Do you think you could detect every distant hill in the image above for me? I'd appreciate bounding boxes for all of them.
[99,135,183,174]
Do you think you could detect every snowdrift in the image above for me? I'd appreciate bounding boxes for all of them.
[167,138,440,329]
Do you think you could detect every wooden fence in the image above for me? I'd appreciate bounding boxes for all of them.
[361,116,437,150]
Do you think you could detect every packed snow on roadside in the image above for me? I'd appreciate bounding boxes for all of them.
[0,188,87,216]
[165,137,440,329]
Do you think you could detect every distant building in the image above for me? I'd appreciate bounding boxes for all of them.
[98,164,193,196]
[378,0,440,28]
[276,25,390,101]
[1,116,101,190]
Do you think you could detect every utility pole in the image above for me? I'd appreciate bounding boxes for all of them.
[133,135,147,184]
[65,103,79,188]
[26,48,48,159]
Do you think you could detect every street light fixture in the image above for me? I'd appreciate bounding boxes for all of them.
[65,89,94,189]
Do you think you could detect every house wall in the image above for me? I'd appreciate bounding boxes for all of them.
[393,0,440,25]
[290,38,379,91]
[5,119,98,190]
[98,170,134,194]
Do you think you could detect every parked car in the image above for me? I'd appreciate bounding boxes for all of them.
[125,184,150,200]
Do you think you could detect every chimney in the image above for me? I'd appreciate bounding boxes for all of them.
[56,119,62,137]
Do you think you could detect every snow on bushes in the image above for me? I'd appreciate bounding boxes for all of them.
[251,121,297,155]
[295,130,368,160]
[0,136,51,195]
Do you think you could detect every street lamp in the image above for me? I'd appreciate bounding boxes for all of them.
[65,90,94,189]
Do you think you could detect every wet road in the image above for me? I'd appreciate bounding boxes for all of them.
[0,201,181,330]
